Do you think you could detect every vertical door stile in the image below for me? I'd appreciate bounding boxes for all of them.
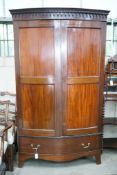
[54,20,62,136]
[98,23,107,133]
[14,21,22,130]
[60,20,68,135]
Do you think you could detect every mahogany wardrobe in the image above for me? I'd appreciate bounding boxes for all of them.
[10,8,109,167]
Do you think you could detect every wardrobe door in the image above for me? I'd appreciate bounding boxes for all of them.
[61,20,105,136]
[16,20,61,136]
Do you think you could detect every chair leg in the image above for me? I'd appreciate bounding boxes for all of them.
[5,144,14,171]
[14,131,18,152]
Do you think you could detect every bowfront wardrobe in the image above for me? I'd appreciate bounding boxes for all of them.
[10,8,109,167]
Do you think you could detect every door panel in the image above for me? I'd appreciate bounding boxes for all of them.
[19,27,55,76]
[66,84,99,129]
[67,28,100,76]
[21,84,55,130]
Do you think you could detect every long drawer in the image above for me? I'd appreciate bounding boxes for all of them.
[19,135,102,155]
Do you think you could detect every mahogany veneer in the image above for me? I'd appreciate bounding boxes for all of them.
[10,8,109,167]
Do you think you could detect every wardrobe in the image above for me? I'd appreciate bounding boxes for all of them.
[10,8,109,167]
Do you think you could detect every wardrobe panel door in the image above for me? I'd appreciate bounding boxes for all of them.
[17,20,61,136]
[62,21,103,136]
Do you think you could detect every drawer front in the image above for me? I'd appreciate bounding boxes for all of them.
[19,135,102,155]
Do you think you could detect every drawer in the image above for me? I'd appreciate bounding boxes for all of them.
[19,135,101,155]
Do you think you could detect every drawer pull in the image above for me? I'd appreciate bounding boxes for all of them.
[31,144,40,159]
[81,143,91,149]
[30,144,40,151]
